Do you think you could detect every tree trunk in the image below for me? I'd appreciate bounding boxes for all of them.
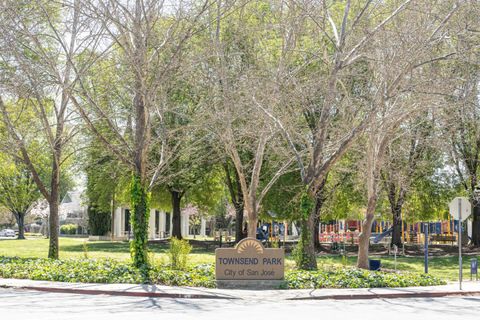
[13,212,25,240]
[130,175,150,267]
[245,198,258,238]
[235,203,245,243]
[472,200,480,246]
[48,151,61,259]
[129,0,151,267]
[48,199,59,259]
[300,211,318,270]
[391,206,402,247]
[295,187,319,270]
[223,162,245,243]
[111,185,116,240]
[357,197,377,269]
[387,183,405,248]
[313,214,320,249]
[247,213,257,239]
[171,190,182,239]
[312,178,327,249]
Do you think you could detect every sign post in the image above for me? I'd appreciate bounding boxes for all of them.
[424,223,428,274]
[449,197,471,290]
[458,198,462,290]
[471,258,478,281]
[393,244,398,271]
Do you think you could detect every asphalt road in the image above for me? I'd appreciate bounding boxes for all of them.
[0,288,479,320]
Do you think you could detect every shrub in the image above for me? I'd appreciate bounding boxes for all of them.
[87,207,111,236]
[284,267,446,289]
[149,264,215,288]
[82,241,89,259]
[0,256,445,289]
[168,237,192,270]
[0,256,144,284]
[60,224,78,235]
[271,240,279,248]
[0,256,214,287]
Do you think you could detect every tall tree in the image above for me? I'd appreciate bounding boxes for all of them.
[66,0,211,266]
[444,1,480,245]
[200,1,296,238]
[0,157,41,239]
[355,0,460,268]
[261,0,425,269]
[382,117,434,247]
[0,2,83,258]
[223,160,245,242]
[447,73,480,245]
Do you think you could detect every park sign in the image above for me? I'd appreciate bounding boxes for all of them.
[215,238,284,280]
[449,197,471,222]
[449,196,472,291]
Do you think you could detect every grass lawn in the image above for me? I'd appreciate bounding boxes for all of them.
[0,237,478,282]
[315,255,479,281]
[0,237,215,265]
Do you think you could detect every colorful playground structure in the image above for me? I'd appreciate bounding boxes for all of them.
[319,218,472,245]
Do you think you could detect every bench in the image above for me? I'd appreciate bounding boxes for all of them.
[430,234,456,245]
[214,230,232,242]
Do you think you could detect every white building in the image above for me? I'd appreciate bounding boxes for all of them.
[112,207,208,240]
[60,190,89,234]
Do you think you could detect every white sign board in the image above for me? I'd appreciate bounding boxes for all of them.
[449,197,471,222]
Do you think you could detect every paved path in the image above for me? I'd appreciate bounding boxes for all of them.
[1,278,480,300]
[0,287,480,320]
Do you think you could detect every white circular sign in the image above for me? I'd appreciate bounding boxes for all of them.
[449,197,471,222]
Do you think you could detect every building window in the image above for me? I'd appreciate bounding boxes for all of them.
[165,212,171,235]
[124,209,131,232]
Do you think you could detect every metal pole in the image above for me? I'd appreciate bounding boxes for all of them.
[393,245,397,271]
[424,222,428,273]
[458,198,462,290]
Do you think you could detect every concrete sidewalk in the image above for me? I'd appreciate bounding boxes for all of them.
[1,278,480,300]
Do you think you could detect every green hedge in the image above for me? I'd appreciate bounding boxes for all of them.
[0,256,215,287]
[88,207,111,236]
[0,256,444,289]
[0,257,143,283]
[284,267,445,289]
[60,224,78,235]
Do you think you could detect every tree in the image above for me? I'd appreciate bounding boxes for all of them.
[382,116,435,247]
[0,157,41,239]
[0,1,84,257]
[258,0,426,269]
[66,0,212,266]
[443,2,480,245]
[355,0,460,268]
[200,1,297,238]
[223,159,245,243]
[164,159,223,240]
[447,73,480,245]
[83,134,129,237]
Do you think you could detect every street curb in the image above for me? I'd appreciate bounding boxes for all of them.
[0,284,238,300]
[287,290,480,300]
[2,283,480,301]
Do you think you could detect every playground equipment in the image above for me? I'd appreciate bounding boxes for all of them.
[318,218,469,246]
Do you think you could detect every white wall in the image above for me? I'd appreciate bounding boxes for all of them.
[148,209,156,239]
[200,219,206,237]
[113,207,209,239]
[114,207,122,238]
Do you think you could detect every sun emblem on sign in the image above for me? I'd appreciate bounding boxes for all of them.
[236,239,264,254]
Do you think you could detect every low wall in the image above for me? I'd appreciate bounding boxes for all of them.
[88,235,112,241]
